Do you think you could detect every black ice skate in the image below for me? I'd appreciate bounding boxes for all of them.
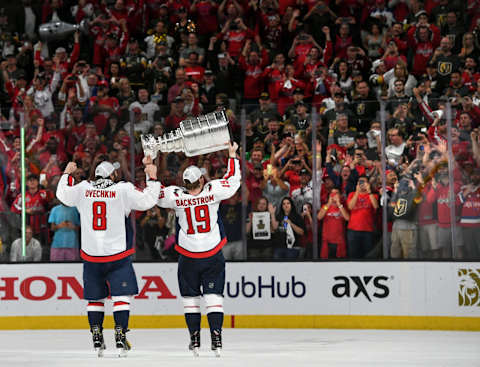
[211,329,222,357]
[188,330,200,357]
[114,325,131,357]
[91,325,106,357]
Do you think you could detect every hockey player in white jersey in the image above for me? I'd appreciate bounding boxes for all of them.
[56,159,160,357]
[156,141,241,357]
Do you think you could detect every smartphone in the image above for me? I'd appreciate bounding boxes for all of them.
[39,173,46,183]
[267,164,273,175]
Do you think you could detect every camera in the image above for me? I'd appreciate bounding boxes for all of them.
[358,179,367,187]
[410,160,422,174]
[429,150,441,160]
[412,133,423,141]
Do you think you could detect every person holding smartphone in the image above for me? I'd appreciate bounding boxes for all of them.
[318,189,350,259]
[346,176,379,258]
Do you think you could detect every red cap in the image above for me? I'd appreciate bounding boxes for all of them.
[97,80,109,87]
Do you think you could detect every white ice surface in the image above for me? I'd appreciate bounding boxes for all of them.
[0,328,479,367]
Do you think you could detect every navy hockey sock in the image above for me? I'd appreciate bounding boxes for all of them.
[88,311,105,329]
[185,313,201,334]
[207,312,223,333]
[113,310,130,330]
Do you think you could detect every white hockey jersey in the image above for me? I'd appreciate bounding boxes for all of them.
[56,174,160,262]
[157,158,241,258]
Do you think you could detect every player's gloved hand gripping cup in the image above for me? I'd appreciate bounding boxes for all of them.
[141,110,231,158]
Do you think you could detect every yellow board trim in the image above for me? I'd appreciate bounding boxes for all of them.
[0,315,479,331]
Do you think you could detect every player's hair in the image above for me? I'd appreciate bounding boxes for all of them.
[184,179,201,191]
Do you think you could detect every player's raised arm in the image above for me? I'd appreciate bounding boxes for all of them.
[56,162,81,207]
[125,163,161,211]
[211,141,241,200]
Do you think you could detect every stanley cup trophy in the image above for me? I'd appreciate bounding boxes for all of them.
[141,110,231,159]
[39,20,89,42]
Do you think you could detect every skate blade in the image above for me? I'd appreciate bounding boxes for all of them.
[191,347,199,357]
[117,348,128,358]
[213,348,221,357]
[95,347,105,358]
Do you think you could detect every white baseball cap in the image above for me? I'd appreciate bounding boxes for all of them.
[95,161,120,178]
[183,165,202,183]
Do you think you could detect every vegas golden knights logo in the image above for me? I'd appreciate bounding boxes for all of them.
[458,269,480,307]
[438,62,452,76]
[393,198,407,217]
[356,103,365,115]
[257,219,265,229]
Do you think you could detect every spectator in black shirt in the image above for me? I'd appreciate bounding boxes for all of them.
[430,37,461,94]
[441,11,465,54]
[199,70,218,112]
[350,81,379,132]
[386,79,410,115]
[249,92,278,128]
[447,71,470,97]
[323,91,354,126]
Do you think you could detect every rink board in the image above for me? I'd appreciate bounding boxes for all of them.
[0,262,479,330]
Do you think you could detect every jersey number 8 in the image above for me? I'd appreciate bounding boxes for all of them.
[92,201,107,230]
[185,205,211,234]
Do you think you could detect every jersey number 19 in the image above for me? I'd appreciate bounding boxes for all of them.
[185,205,211,234]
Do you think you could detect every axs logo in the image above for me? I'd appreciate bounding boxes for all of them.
[332,276,390,302]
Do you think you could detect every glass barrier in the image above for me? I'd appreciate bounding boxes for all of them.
[0,97,479,262]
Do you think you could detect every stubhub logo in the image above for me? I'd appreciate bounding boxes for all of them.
[226,276,306,298]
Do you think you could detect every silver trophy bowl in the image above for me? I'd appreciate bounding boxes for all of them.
[141,110,231,158]
[39,20,89,42]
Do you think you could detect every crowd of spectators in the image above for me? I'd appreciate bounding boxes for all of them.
[0,0,480,262]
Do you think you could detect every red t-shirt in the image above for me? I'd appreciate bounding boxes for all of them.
[194,1,218,34]
[185,65,205,82]
[165,114,186,131]
[246,174,263,205]
[347,192,377,232]
[284,170,301,194]
[293,43,313,67]
[322,206,347,243]
[222,29,254,58]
